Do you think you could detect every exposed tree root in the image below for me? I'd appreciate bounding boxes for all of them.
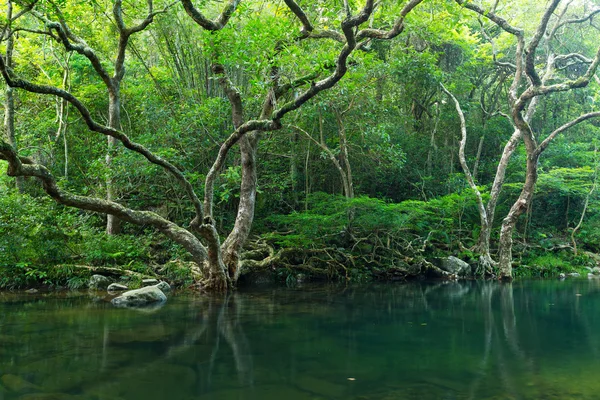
[237,238,461,283]
[476,254,497,277]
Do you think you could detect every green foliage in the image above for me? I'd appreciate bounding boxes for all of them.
[263,190,485,255]
[0,189,73,268]
[515,251,594,278]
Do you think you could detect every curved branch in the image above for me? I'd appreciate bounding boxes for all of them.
[537,111,600,155]
[456,0,524,105]
[0,55,205,222]
[181,0,240,31]
[455,0,522,36]
[31,10,113,89]
[0,140,208,262]
[440,84,488,228]
[202,119,280,219]
[200,64,246,219]
[525,0,561,87]
[357,0,423,40]
[273,0,379,121]
[212,64,243,128]
[555,7,600,31]
[283,0,313,34]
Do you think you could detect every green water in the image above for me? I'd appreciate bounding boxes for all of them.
[1,280,600,400]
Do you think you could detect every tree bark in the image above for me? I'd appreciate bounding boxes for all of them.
[3,32,23,192]
[497,150,537,280]
[106,91,122,235]
[441,84,493,273]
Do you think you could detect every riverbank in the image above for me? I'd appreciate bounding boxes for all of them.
[0,246,595,292]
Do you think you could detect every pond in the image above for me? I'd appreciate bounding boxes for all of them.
[1,279,600,400]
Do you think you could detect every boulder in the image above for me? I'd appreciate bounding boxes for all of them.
[569,272,581,277]
[593,267,600,275]
[111,286,167,308]
[438,256,471,277]
[107,283,128,292]
[88,275,111,290]
[558,273,566,279]
[155,281,171,292]
[141,278,159,286]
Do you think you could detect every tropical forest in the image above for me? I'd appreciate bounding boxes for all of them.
[2,1,600,400]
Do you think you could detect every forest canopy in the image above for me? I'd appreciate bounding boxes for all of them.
[1,0,599,290]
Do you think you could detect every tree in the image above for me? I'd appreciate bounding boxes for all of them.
[457,0,600,279]
[0,0,424,291]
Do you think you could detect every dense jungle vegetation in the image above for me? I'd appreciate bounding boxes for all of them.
[1,0,600,291]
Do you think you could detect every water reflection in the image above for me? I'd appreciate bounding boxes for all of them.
[1,281,600,399]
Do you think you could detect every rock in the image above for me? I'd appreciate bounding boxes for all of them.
[1,374,40,393]
[568,272,581,277]
[25,289,38,293]
[592,267,600,274]
[88,275,111,290]
[438,256,471,277]
[107,283,128,292]
[296,274,306,283]
[111,286,167,308]
[155,281,171,292]
[558,273,566,279]
[141,278,159,286]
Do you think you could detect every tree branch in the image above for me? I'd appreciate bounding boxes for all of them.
[537,111,600,155]
[357,0,423,40]
[31,9,114,89]
[0,140,208,262]
[283,0,313,35]
[456,0,524,105]
[440,83,488,227]
[0,54,205,222]
[181,0,240,31]
[524,0,561,87]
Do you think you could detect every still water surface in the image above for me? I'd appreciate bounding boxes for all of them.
[1,280,600,400]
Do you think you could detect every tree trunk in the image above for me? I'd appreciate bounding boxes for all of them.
[221,135,258,282]
[3,34,23,192]
[106,90,122,235]
[478,128,521,256]
[497,152,538,280]
[441,84,493,274]
[472,133,484,180]
[337,115,354,200]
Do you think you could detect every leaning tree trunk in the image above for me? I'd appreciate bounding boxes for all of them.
[479,129,521,258]
[441,84,493,274]
[221,135,258,282]
[497,151,538,280]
